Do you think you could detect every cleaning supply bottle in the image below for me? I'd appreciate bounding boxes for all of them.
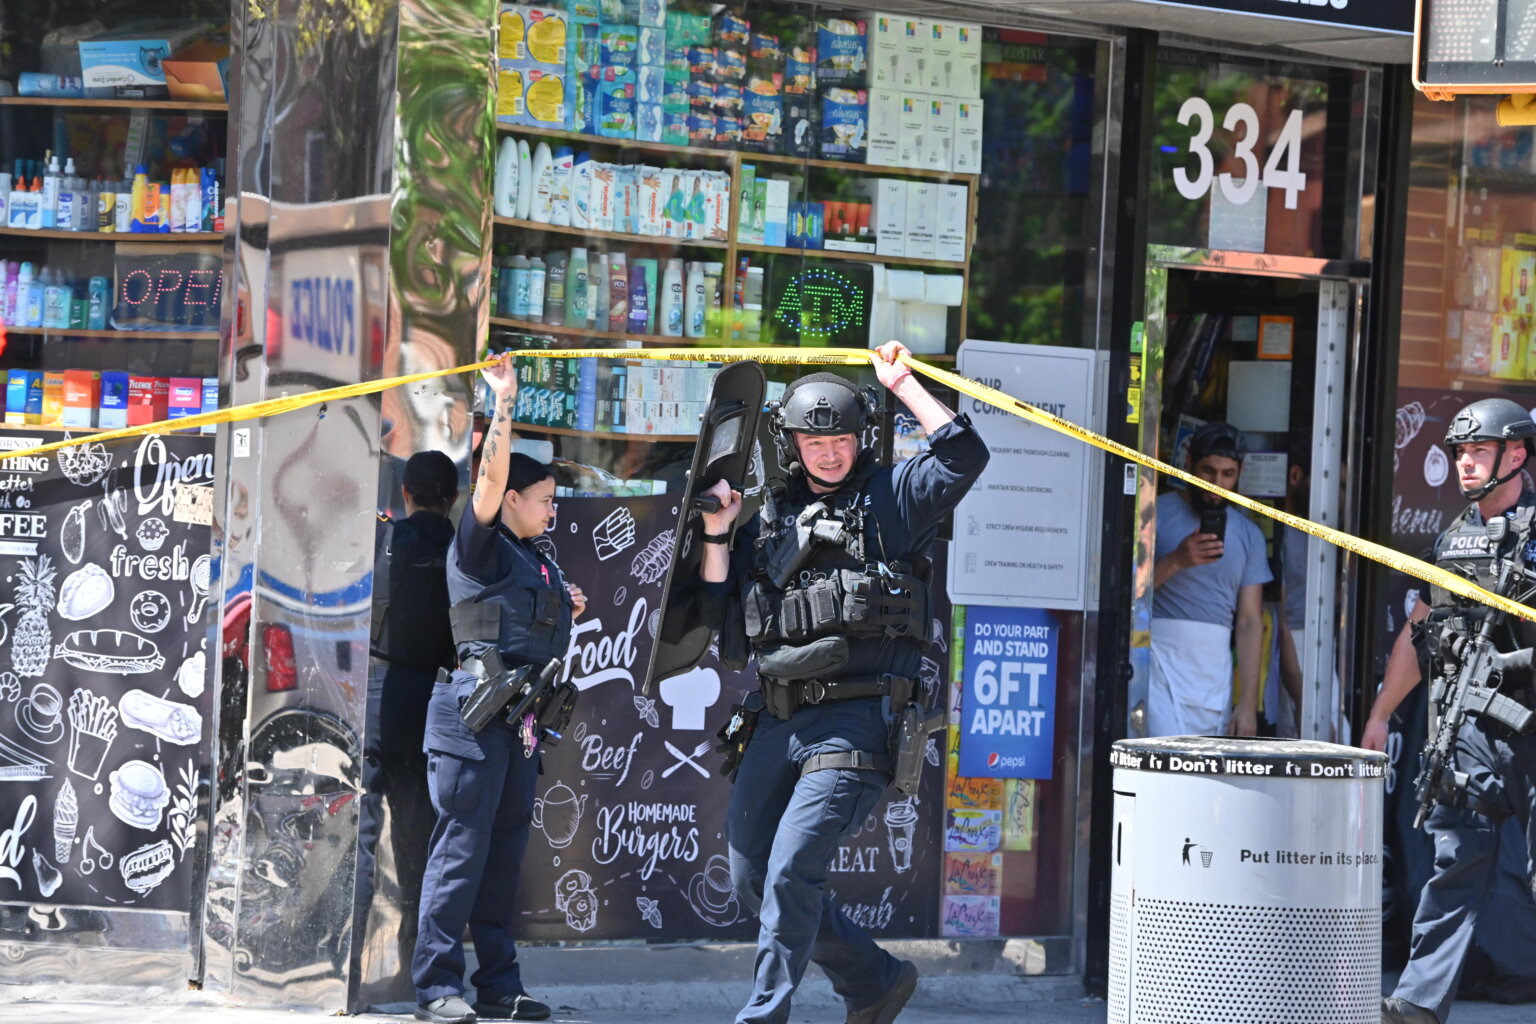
[494,136,519,217]
[530,141,554,223]
[526,255,546,324]
[550,146,573,227]
[565,247,589,327]
[660,258,684,336]
[685,261,706,338]
[41,154,60,228]
[515,139,533,220]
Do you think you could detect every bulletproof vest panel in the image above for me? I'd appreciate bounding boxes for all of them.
[1430,502,1536,653]
[377,514,456,673]
[454,534,574,667]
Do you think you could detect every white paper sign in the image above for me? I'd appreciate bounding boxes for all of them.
[949,341,1098,611]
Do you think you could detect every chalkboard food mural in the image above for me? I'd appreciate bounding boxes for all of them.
[0,431,215,911]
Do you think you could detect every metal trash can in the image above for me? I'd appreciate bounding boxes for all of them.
[1107,737,1387,1024]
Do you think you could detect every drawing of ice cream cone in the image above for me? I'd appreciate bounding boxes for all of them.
[67,689,118,781]
[54,779,77,863]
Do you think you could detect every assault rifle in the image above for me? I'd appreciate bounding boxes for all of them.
[1414,554,1536,829]
[765,501,850,589]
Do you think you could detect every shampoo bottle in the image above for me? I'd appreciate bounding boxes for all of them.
[510,254,532,318]
[88,276,110,329]
[684,261,706,338]
[526,255,546,324]
[544,249,568,326]
[570,152,592,229]
[660,258,684,336]
[515,140,533,221]
[592,253,609,329]
[607,252,628,332]
[628,261,651,336]
[565,247,589,327]
[494,136,519,217]
[530,142,554,223]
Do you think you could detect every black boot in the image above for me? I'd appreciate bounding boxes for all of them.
[847,961,918,1024]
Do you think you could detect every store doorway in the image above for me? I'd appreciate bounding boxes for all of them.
[1127,250,1359,744]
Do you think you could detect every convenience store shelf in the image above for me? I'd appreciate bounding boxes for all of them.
[489,315,728,346]
[0,96,229,113]
[493,216,729,249]
[735,242,965,270]
[0,327,218,341]
[740,151,979,182]
[0,421,112,435]
[510,422,694,443]
[496,122,729,161]
[0,227,222,243]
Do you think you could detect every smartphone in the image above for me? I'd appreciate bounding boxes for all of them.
[1199,506,1227,543]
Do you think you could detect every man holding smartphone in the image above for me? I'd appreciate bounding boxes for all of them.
[1148,421,1272,737]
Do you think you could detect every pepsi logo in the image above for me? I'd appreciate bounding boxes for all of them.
[987,752,1000,768]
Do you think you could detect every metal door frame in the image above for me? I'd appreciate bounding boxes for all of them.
[1131,245,1370,742]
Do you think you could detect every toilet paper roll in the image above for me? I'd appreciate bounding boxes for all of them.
[924,273,965,307]
[885,269,928,302]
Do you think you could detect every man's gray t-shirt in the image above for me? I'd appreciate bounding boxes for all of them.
[1152,490,1273,626]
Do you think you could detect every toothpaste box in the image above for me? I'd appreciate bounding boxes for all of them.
[816,17,868,87]
[818,86,867,163]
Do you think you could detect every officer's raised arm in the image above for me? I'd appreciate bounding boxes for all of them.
[472,354,519,527]
[872,340,957,433]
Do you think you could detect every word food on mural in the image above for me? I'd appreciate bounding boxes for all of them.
[1171,99,1307,209]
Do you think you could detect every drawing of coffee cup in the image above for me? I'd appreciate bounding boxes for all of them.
[884,799,918,874]
[686,854,740,927]
[17,682,64,744]
[532,782,587,849]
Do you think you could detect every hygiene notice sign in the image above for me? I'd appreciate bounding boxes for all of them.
[959,606,1058,780]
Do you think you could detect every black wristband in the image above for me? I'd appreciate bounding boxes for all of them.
[702,532,732,544]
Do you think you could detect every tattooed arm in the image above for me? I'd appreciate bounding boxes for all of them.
[472,354,520,527]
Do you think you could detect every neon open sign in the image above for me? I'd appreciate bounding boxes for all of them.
[112,252,224,331]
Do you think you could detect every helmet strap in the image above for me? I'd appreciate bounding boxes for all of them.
[1462,440,1521,501]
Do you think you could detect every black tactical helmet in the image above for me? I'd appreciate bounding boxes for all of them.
[1444,397,1536,500]
[1188,421,1248,466]
[1444,398,1536,450]
[768,372,878,475]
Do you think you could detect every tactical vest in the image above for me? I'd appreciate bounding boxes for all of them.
[740,482,928,656]
[1428,501,1536,662]
[449,530,574,668]
[370,513,456,674]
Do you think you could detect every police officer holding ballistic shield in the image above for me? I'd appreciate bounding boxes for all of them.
[1364,398,1536,1024]
[413,357,586,1024]
[699,341,989,1024]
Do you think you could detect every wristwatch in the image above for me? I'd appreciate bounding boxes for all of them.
[702,532,732,544]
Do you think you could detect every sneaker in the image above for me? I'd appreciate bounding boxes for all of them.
[416,995,477,1024]
[472,993,552,1021]
[847,961,918,1024]
[1382,996,1439,1024]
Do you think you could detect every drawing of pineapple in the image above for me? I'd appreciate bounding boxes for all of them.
[12,555,57,678]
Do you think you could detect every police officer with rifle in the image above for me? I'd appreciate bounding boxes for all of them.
[699,341,989,1024]
[1364,398,1536,1024]
[413,356,586,1024]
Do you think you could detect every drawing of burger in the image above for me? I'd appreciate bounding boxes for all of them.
[109,760,170,830]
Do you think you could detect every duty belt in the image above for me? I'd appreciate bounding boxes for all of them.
[775,673,913,707]
[800,750,893,777]
[459,655,533,680]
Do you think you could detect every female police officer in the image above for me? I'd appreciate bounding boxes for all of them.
[413,356,586,1024]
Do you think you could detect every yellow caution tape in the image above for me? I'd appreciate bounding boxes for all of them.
[4,345,1530,623]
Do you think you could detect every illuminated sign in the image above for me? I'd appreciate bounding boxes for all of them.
[111,251,223,331]
[771,267,869,343]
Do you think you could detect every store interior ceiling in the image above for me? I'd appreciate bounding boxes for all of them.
[878,0,1412,66]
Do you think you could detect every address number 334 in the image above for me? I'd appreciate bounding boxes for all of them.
[1171,98,1307,210]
